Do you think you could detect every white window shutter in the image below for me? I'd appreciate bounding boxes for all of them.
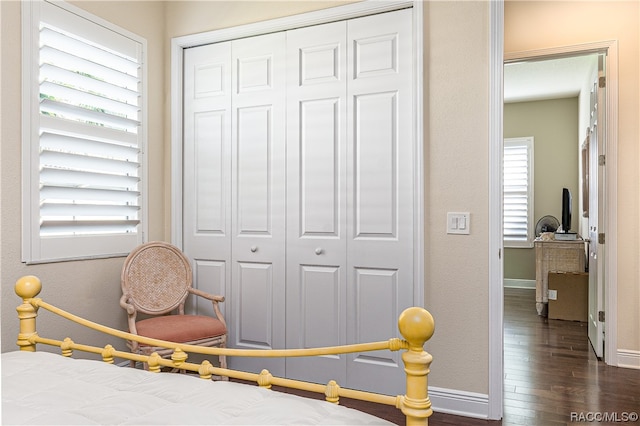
[503,137,534,248]
[22,0,147,263]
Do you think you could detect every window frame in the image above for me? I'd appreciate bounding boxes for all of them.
[22,0,148,264]
[503,136,534,248]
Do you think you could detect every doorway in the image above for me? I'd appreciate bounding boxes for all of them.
[501,42,618,370]
[503,53,600,351]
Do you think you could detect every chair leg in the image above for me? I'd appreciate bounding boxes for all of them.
[219,342,228,381]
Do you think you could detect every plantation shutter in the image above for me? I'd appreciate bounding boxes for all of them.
[503,137,534,248]
[23,0,146,262]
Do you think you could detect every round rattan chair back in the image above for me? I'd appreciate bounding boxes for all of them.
[121,241,192,315]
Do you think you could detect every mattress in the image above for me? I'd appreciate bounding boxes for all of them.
[1,351,392,425]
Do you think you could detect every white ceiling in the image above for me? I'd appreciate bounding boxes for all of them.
[504,54,599,103]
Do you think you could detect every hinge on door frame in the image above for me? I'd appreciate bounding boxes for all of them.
[598,233,605,244]
[599,155,606,166]
[598,311,605,322]
[599,76,606,88]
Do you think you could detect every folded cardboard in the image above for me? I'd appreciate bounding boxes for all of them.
[548,271,588,322]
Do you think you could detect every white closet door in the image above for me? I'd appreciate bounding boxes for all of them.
[346,8,414,395]
[229,32,287,376]
[183,43,232,318]
[183,8,414,393]
[285,21,348,384]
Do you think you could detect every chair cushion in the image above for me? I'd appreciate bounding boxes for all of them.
[135,315,226,344]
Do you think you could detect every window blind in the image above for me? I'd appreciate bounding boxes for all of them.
[503,137,534,247]
[22,0,146,262]
[39,22,141,237]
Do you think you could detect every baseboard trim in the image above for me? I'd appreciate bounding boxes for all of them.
[617,350,640,369]
[429,386,489,419]
[504,279,535,289]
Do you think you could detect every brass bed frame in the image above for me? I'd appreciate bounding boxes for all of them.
[13,275,435,425]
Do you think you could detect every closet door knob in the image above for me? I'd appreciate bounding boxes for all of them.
[250,246,258,253]
[315,247,324,255]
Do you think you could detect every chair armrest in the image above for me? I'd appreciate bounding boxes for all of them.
[120,294,136,315]
[187,287,227,328]
[188,287,225,303]
[119,294,140,347]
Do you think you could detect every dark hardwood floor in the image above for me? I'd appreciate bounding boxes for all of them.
[289,287,640,425]
[500,287,640,426]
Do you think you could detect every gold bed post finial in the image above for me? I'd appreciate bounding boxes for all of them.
[398,307,435,426]
[15,275,43,352]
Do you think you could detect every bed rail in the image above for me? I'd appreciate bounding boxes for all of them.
[15,275,435,425]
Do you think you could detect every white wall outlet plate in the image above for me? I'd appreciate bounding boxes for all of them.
[548,289,558,300]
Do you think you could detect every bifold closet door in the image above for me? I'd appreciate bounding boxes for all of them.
[285,20,348,385]
[182,43,232,319]
[183,32,287,376]
[183,7,414,393]
[286,8,414,395]
[345,8,414,395]
[229,32,287,376]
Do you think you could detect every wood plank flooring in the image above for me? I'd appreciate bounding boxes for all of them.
[286,287,640,425]
[501,287,640,426]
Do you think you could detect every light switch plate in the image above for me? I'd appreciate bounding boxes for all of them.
[447,212,471,235]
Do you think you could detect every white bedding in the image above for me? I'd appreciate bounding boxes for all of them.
[1,351,392,425]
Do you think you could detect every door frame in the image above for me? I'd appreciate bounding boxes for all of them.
[170,0,425,305]
[488,2,504,420]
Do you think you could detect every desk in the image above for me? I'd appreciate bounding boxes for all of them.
[534,239,586,315]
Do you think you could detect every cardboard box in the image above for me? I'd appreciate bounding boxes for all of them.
[548,272,588,322]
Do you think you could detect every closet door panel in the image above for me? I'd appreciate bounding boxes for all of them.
[346,8,413,396]
[230,32,286,376]
[193,111,226,232]
[236,106,273,233]
[299,99,340,234]
[286,20,348,385]
[354,92,398,236]
[235,262,275,347]
[352,268,401,364]
[299,265,342,347]
[183,43,232,316]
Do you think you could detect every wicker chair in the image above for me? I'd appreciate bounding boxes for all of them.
[120,241,227,371]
